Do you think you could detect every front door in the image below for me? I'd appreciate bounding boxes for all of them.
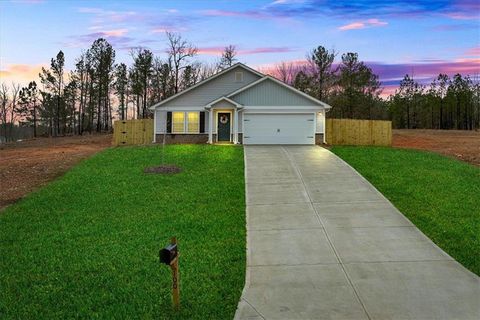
[217,112,231,142]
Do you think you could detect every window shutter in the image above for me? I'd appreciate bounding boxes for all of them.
[199,112,205,133]
[166,112,172,133]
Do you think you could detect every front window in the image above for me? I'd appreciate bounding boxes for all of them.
[171,112,200,133]
[187,112,199,133]
[172,112,185,133]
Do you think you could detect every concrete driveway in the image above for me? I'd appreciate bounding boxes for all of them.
[235,146,480,320]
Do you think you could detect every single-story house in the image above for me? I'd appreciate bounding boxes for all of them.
[150,63,331,145]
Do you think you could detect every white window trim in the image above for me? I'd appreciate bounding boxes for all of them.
[171,111,201,134]
[187,111,200,134]
[172,112,186,134]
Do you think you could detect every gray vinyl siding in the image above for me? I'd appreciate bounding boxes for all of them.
[238,112,243,133]
[160,66,261,107]
[211,99,236,109]
[316,112,324,133]
[231,78,319,106]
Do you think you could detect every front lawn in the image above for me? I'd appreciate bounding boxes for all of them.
[331,146,480,276]
[0,145,246,319]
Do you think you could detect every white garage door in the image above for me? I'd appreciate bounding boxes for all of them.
[243,113,315,145]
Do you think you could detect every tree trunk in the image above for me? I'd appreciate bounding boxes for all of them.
[406,102,410,129]
[439,100,443,129]
[136,95,140,119]
[33,103,37,138]
[97,81,102,132]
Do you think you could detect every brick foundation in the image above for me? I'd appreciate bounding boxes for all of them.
[315,133,325,145]
[155,134,208,144]
[155,133,319,145]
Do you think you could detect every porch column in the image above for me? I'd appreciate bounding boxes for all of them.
[233,109,239,144]
[208,109,213,144]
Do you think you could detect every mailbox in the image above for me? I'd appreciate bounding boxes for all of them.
[160,243,178,265]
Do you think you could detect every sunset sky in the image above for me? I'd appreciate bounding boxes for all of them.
[0,0,479,96]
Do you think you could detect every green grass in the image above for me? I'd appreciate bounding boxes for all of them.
[0,145,246,319]
[331,146,480,275]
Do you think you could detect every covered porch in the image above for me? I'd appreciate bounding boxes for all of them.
[205,97,242,144]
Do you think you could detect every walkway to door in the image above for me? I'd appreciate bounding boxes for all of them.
[235,145,480,320]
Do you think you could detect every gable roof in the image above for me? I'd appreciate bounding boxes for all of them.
[227,76,332,109]
[205,96,243,109]
[149,63,263,110]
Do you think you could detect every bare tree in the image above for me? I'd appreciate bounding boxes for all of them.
[0,83,21,142]
[275,61,298,85]
[165,32,197,93]
[198,62,219,81]
[0,83,9,141]
[218,45,237,70]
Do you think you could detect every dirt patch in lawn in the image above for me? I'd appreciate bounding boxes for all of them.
[393,129,480,166]
[144,165,182,174]
[0,134,112,210]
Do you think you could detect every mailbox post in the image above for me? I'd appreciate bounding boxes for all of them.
[159,237,180,310]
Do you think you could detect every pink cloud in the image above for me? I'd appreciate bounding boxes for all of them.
[444,12,480,20]
[102,29,128,37]
[339,18,388,31]
[367,19,388,26]
[339,22,365,30]
[368,59,480,81]
[197,46,296,56]
[255,59,307,71]
[239,47,295,54]
[151,26,186,33]
[197,46,225,55]
[0,63,46,86]
[465,47,480,56]
[11,0,44,4]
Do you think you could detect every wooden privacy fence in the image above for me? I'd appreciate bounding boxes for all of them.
[113,119,154,146]
[325,119,392,146]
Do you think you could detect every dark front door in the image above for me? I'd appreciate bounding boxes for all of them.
[217,112,231,142]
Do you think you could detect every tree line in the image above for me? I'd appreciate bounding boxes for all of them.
[272,46,480,130]
[1,39,479,142]
[0,33,237,141]
[389,73,479,129]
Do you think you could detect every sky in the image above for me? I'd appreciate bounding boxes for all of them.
[0,0,479,96]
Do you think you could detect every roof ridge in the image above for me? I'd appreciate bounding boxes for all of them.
[149,63,264,110]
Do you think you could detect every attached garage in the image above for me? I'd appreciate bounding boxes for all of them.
[243,113,315,145]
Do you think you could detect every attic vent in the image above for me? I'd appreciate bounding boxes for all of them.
[235,71,244,82]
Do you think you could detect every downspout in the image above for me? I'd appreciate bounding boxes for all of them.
[152,108,157,143]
